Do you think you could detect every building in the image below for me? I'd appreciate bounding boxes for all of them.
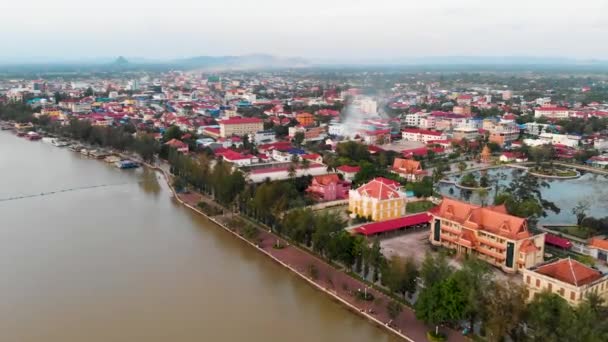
[165,139,189,153]
[489,122,520,147]
[428,198,545,273]
[218,117,264,138]
[534,107,570,119]
[522,258,608,305]
[306,174,350,201]
[402,128,447,144]
[453,126,480,141]
[348,177,407,222]
[457,95,473,106]
[252,130,276,144]
[588,238,608,261]
[295,112,315,126]
[336,165,360,181]
[391,158,425,181]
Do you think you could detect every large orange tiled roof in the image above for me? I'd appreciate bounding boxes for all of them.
[534,258,603,287]
[431,198,530,240]
[392,158,422,174]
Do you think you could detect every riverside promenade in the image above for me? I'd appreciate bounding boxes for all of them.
[169,189,466,342]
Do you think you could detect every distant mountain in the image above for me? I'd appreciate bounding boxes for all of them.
[170,54,310,70]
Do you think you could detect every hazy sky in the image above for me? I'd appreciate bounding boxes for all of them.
[1,0,607,61]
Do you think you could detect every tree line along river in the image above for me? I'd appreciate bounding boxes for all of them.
[0,131,399,342]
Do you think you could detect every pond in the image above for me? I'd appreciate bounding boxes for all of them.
[437,168,608,224]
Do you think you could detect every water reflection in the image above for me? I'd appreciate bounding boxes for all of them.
[439,168,608,223]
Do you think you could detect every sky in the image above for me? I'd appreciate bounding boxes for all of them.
[1,0,607,63]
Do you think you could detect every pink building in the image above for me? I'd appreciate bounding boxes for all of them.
[307,174,350,202]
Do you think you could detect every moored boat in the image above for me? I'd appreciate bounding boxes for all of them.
[115,160,139,169]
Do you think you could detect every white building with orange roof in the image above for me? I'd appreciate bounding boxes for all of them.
[348,177,407,222]
[428,198,545,273]
[522,258,608,305]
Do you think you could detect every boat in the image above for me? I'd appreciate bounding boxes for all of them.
[52,139,70,147]
[26,132,42,140]
[69,145,82,152]
[115,160,139,169]
[90,150,110,159]
[104,155,121,163]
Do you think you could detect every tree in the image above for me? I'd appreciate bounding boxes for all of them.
[387,301,403,321]
[420,252,453,286]
[495,173,560,224]
[293,131,305,147]
[454,257,492,332]
[163,125,183,142]
[415,275,467,335]
[481,281,528,342]
[369,238,384,283]
[526,291,577,342]
[458,161,467,173]
[572,200,591,226]
[382,256,419,300]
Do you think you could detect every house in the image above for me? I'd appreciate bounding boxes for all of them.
[165,139,189,153]
[247,163,329,183]
[499,152,528,163]
[586,156,608,168]
[534,107,570,119]
[296,112,315,126]
[360,129,391,145]
[391,158,425,181]
[301,153,323,164]
[402,128,447,143]
[489,122,520,147]
[336,165,360,181]
[348,177,407,221]
[218,117,264,138]
[428,198,546,273]
[588,238,608,261]
[306,174,350,201]
[215,149,259,166]
[522,258,608,306]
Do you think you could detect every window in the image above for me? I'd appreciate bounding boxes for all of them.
[559,288,565,296]
[548,283,552,292]
[570,292,575,301]
[536,279,540,288]
[526,276,530,284]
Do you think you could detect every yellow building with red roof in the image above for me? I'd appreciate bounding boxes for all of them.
[522,258,608,305]
[348,177,407,221]
[429,198,545,273]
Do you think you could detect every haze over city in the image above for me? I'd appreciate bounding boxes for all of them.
[2,0,608,63]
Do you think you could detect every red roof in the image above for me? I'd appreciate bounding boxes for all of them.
[354,213,432,236]
[545,234,573,249]
[337,165,361,173]
[534,258,603,287]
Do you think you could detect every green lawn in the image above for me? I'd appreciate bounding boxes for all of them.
[556,225,593,239]
[407,200,435,214]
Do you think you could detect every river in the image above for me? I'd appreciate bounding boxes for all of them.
[0,132,398,342]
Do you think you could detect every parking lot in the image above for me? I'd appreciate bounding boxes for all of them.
[379,229,522,284]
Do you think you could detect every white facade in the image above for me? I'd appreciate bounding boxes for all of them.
[534,108,569,119]
[540,133,581,148]
[252,130,276,144]
[402,129,447,143]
